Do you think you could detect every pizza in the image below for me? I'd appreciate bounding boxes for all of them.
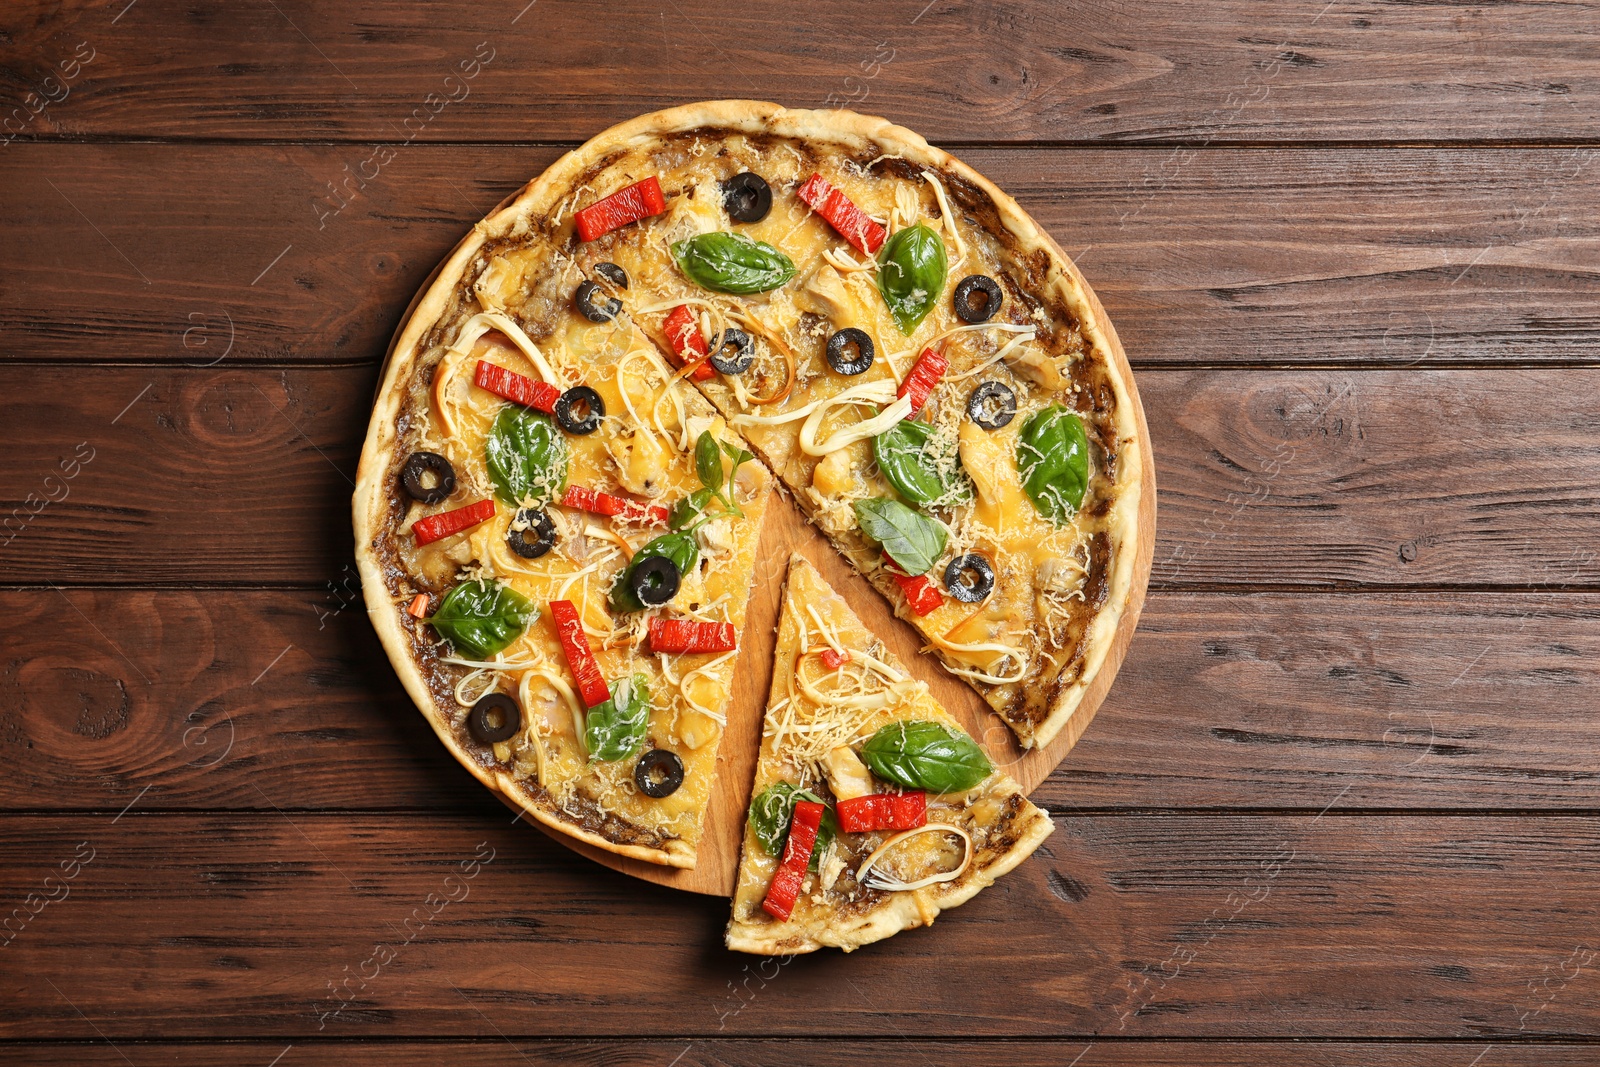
[726,555,1054,954]
[355,100,1144,874]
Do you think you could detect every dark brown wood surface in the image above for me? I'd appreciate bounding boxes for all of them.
[4,0,1599,1062]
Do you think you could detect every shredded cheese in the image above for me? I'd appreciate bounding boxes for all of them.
[801,394,913,457]
[447,311,560,385]
[857,823,974,892]
[734,377,897,429]
[922,171,968,273]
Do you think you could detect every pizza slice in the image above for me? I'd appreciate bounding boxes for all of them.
[726,553,1054,954]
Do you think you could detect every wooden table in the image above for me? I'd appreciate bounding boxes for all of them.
[4,2,1598,1063]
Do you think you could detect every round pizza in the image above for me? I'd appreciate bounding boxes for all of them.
[354,101,1146,877]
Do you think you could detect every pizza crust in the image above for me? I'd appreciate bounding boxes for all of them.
[354,101,1144,868]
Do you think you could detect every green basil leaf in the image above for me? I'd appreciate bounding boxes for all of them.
[876,223,947,335]
[852,496,946,576]
[1016,404,1089,525]
[872,418,972,509]
[669,487,714,531]
[694,430,724,493]
[608,531,700,612]
[719,439,754,469]
[429,579,534,659]
[748,782,835,871]
[585,672,651,761]
[672,232,797,294]
[484,407,569,506]
[860,720,993,794]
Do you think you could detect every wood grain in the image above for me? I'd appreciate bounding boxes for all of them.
[3,813,1597,1038]
[3,1041,1596,1066]
[5,0,1600,143]
[6,589,1599,813]
[4,145,1597,367]
[7,365,1600,588]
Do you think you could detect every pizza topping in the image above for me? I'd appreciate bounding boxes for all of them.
[468,692,521,745]
[825,327,875,376]
[413,498,497,546]
[877,223,947,336]
[966,380,1017,430]
[823,746,875,802]
[819,648,851,670]
[797,381,915,457]
[853,497,946,576]
[860,720,993,793]
[549,599,611,708]
[662,305,716,382]
[796,172,886,256]
[897,347,949,416]
[921,169,969,273]
[887,568,944,617]
[708,328,755,375]
[634,749,685,798]
[553,385,606,435]
[400,451,456,504]
[627,554,681,608]
[943,553,996,604]
[722,171,773,223]
[593,261,629,289]
[560,484,671,526]
[648,618,737,654]
[573,175,666,242]
[406,593,431,618]
[431,579,535,659]
[836,791,927,834]
[447,312,559,385]
[485,408,570,505]
[573,280,622,323]
[857,823,973,893]
[505,507,557,560]
[952,274,1003,324]
[671,232,797,295]
[1016,404,1090,525]
[873,418,971,508]
[583,672,651,760]
[750,782,837,874]
[474,361,561,414]
[762,798,824,920]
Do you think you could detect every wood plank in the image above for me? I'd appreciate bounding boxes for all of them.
[5,365,1600,588]
[4,144,1597,367]
[6,589,1600,814]
[5,0,1600,143]
[2,813,1596,1038]
[2,1040,1597,1066]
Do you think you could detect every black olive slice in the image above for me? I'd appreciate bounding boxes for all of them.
[953,274,1003,324]
[943,553,996,603]
[629,555,681,607]
[826,327,875,375]
[966,381,1017,430]
[468,692,521,744]
[574,280,622,323]
[634,749,685,798]
[722,172,772,223]
[506,507,557,559]
[708,327,755,374]
[554,385,605,435]
[594,261,629,289]
[400,451,456,504]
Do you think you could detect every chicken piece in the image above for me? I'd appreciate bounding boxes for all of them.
[794,263,854,322]
[810,440,868,498]
[824,746,874,802]
[607,427,668,497]
[959,419,1008,509]
[1005,346,1066,391]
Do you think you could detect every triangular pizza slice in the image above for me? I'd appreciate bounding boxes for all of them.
[726,554,1054,954]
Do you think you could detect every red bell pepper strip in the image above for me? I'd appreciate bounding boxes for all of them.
[889,791,927,831]
[474,361,560,414]
[897,347,949,416]
[574,176,666,242]
[648,618,738,655]
[796,173,886,256]
[882,552,944,616]
[819,648,851,670]
[560,484,671,526]
[406,593,430,619]
[412,498,496,546]
[761,800,824,921]
[837,791,927,833]
[549,599,611,708]
[661,305,716,382]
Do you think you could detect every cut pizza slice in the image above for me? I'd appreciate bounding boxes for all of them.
[726,553,1054,954]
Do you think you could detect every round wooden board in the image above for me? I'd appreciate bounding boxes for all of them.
[376,175,1156,900]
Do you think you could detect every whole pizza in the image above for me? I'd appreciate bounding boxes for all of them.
[354,101,1146,946]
